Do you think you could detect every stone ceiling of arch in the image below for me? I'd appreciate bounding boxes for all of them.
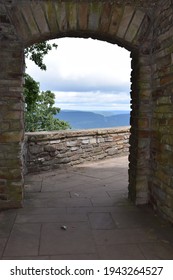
[0,0,157,50]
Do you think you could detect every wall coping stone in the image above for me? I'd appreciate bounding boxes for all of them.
[25,126,130,140]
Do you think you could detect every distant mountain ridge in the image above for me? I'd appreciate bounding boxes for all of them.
[56,110,130,129]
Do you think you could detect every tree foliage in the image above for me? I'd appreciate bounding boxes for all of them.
[24,73,40,112]
[24,41,70,132]
[25,41,58,70]
[24,74,70,132]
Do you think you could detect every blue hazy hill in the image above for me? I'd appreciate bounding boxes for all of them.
[56,110,130,129]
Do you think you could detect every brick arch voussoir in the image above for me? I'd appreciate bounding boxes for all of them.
[6,1,152,52]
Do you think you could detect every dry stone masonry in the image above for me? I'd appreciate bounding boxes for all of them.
[0,0,173,223]
[25,127,130,173]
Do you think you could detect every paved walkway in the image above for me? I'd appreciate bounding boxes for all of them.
[1,156,173,260]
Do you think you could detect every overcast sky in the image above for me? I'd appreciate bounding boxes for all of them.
[25,37,131,111]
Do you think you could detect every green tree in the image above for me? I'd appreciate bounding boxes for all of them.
[25,41,58,70]
[24,73,40,111]
[24,41,70,132]
[24,90,70,132]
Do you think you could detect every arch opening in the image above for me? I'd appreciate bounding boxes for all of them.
[25,37,131,129]
[23,32,143,206]
[24,37,131,206]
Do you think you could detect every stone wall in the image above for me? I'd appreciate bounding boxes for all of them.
[0,0,24,208]
[0,0,155,211]
[25,127,130,174]
[149,0,173,222]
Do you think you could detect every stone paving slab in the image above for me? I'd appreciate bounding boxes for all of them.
[49,254,98,260]
[15,213,88,223]
[67,206,123,214]
[41,174,100,192]
[2,255,50,260]
[107,189,128,197]
[39,222,96,256]
[138,242,173,260]
[25,181,42,193]
[1,156,173,260]
[111,209,163,229]
[3,224,41,257]
[24,175,42,182]
[72,168,122,179]
[153,224,173,244]
[70,190,110,199]
[2,253,98,260]
[0,238,7,258]
[92,228,158,245]
[88,212,116,229]
[46,197,92,208]
[91,197,120,207]
[97,244,145,260]
[16,207,67,215]
[102,180,129,190]
[23,198,48,208]
[25,191,71,199]
[0,211,17,238]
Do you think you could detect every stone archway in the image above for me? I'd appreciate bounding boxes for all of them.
[1,0,173,222]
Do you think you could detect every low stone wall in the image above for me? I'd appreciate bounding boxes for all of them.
[24,127,130,174]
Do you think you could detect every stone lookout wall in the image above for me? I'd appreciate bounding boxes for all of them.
[25,127,130,174]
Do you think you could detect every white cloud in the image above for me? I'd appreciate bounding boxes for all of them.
[54,91,130,111]
[26,37,131,111]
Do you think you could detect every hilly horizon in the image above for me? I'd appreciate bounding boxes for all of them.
[56,110,130,129]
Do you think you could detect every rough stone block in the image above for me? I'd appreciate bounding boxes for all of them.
[105,137,113,142]
[8,6,30,40]
[117,6,134,38]
[49,140,60,144]
[82,140,90,144]
[5,111,22,120]
[89,138,97,144]
[78,2,88,30]
[43,1,59,33]
[58,158,71,164]
[0,131,23,143]
[66,141,77,147]
[160,74,173,86]
[125,10,145,42]
[29,145,44,155]
[66,2,77,30]
[88,2,102,31]
[71,147,79,151]
[44,146,56,152]
[99,2,112,33]
[70,154,80,161]
[109,5,123,35]
[54,2,67,31]
[107,148,117,155]
[20,5,39,36]
[97,137,104,143]
[30,1,49,34]
[138,118,149,129]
